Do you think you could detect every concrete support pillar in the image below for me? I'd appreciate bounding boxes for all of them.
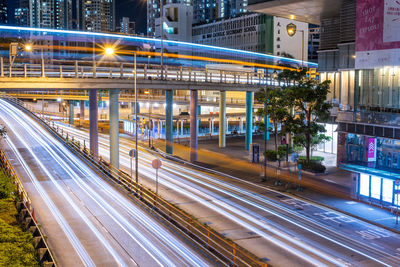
[209,119,212,134]
[158,120,161,138]
[245,91,253,151]
[69,100,74,125]
[109,89,119,169]
[240,117,244,134]
[211,118,214,135]
[165,89,173,154]
[219,91,226,148]
[181,120,184,136]
[176,120,180,138]
[190,90,198,162]
[226,117,229,134]
[197,105,201,135]
[80,100,85,126]
[89,90,98,158]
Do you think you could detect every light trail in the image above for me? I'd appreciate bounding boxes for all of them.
[58,124,400,266]
[4,138,96,267]
[0,100,210,267]
[0,25,318,68]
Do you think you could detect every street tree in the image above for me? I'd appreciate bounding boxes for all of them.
[255,87,289,152]
[285,74,332,164]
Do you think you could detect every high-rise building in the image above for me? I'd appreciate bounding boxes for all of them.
[14,0,114,32]
[15,0,72,29]
[120,17,135,34]
[147,0,191,37]
[192,0,248,24]
[192,13,308,61]
[84,0,115,32]
[0,0,7,24]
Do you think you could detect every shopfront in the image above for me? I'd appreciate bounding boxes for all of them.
[341,164,400,206]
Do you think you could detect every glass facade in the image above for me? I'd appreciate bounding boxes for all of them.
[358,173,396,205]
[355,68,400,110]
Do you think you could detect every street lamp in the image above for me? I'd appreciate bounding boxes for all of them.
[286,23,304,68]
[160,0,164,79]
[103,47,139,190]
[24,44,32,52]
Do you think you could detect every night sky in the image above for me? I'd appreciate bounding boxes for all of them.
[6,0,147,35]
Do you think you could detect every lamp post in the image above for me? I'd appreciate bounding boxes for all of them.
[286,23,304,68]
[104,47,139,189]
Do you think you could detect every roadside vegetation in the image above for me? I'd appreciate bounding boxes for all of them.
[256,69,331,173]
[0,171,40,267]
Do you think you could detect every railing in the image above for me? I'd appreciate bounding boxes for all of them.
[6,90,251,105]
[0,58,276,86]
[337,110,400,127]
[0,141,57,266]
[1,92,267,267]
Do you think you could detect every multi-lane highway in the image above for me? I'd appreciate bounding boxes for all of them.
[0,99,210,267]
[56,122,400,267]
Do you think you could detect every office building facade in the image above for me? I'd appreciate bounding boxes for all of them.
[192,13,308,60]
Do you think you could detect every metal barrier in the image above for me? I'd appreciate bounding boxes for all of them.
[0,141,57,267]
[1,92,267,267]
[0,59,274,86]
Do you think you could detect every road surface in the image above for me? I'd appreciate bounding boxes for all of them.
[58,123,400,267]
[0,99,210,267]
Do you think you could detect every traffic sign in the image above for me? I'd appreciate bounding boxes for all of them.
[129,149,135,158]
[152,158,162,169]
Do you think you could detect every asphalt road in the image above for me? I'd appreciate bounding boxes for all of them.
[0,99,210,267]
[57,123,400,267]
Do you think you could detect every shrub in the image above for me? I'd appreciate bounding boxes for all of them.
[298,160,326,173]
[0,172,15,199]
[264,150,277,161]
[298,156,324,163]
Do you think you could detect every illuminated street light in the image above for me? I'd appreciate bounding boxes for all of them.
[286,23,304,67]
[105,47,115,56]
[24,44,32,52]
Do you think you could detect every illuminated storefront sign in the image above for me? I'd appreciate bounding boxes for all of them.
[356,0,400,68]
[367,137,377,162]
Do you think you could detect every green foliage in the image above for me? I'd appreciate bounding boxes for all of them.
[0,171,40,267]
[298,156,324,163]
[282,70,332,164]
[264,150,277,161]
[0,219,40,267]
[0,199,18,226]
[298,160,326,173]
[0,172,15,199]
[255,87,290,151]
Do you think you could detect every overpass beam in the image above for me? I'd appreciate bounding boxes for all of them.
[68,100,74,125]
[89,90,98,158]
[245,91,253,151]
[165,89,173,154]
[109,89,120,169]
[190,90,198,162]
[80,100,84,126]
[219,91,226,148]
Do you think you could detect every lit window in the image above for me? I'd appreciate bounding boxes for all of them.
[370,176,381,200]
[359,173,370,197]
[382,178,393,203]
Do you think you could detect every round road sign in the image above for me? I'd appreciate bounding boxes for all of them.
[152,158,162,169]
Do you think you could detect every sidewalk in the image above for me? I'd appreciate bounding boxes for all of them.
[147,134,400,233]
